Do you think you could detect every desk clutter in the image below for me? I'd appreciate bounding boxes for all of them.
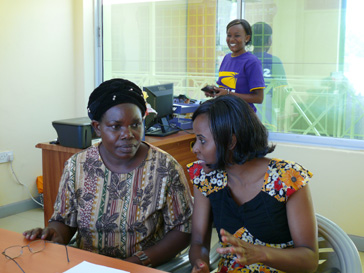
[0,228,164,273]
[64,261,129,273]
[169,94,200,130]
[170,102,199,130]
[52,97,200,148]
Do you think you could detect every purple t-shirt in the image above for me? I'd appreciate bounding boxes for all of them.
[217,52,265,112]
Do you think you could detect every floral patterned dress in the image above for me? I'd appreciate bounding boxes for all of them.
[50,142,193,259]
[187,158,313,273]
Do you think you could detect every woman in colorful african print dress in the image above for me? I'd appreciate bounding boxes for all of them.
[188,95,318,273]
[23,79,193,268]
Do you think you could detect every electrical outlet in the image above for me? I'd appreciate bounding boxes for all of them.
[0,151,13,163]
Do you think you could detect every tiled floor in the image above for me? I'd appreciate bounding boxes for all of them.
[0,208,363,272]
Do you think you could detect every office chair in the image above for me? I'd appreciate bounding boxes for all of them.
[157,214,362,273]
[316,213,362,273]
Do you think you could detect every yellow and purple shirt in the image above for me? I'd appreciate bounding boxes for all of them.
[217,52,265,112]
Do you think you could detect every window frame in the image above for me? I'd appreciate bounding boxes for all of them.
[95,0,103,87]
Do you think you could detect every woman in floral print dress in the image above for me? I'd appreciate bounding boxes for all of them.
[188,95,318,273]
[23,79,193,267]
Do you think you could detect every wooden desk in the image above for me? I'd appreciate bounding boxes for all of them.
[36,131,196,225]
[0,228,165,273]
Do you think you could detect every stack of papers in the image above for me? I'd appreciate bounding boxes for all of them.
[64,261,130,273]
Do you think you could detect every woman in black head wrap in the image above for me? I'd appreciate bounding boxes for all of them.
[87,78,148,173]
[87,78,147,121]
[23,78,193,267]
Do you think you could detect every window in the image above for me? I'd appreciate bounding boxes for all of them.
[96,0,364,149]
[99,0,237,100]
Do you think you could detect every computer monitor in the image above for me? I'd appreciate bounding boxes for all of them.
[143,83,179,137]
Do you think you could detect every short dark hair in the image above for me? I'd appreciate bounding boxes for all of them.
[192,95,275,169]
[252,22,272,47]
[226,19,252,46]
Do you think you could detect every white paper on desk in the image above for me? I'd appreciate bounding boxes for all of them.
[63,261,130,273]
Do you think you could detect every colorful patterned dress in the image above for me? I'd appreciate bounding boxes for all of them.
[50,142,193,259]
[187,158,312,273]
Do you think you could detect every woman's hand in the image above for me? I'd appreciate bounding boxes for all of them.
[191,259,210,273]
[213,87,229,97]
[23,227,62,242]
[201,85,216,98]
[202,86,229,97]
[216,229,263,266]
[23,221,77,245]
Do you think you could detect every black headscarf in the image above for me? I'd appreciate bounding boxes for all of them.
[87,78,147,121]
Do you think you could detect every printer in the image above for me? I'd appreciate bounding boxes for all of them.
[52,117,95,149]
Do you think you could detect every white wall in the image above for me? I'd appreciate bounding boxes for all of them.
[0,0,94,206]
[271,142,364,237]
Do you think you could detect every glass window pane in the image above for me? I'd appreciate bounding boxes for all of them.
[102,0,236,101]
[247,0,363,142]
[100,0,364,146]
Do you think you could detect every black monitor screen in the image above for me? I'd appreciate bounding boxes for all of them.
[143,83,174,119]
[143,83,179,136]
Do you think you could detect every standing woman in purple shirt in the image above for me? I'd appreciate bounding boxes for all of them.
[204,19,265,113]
